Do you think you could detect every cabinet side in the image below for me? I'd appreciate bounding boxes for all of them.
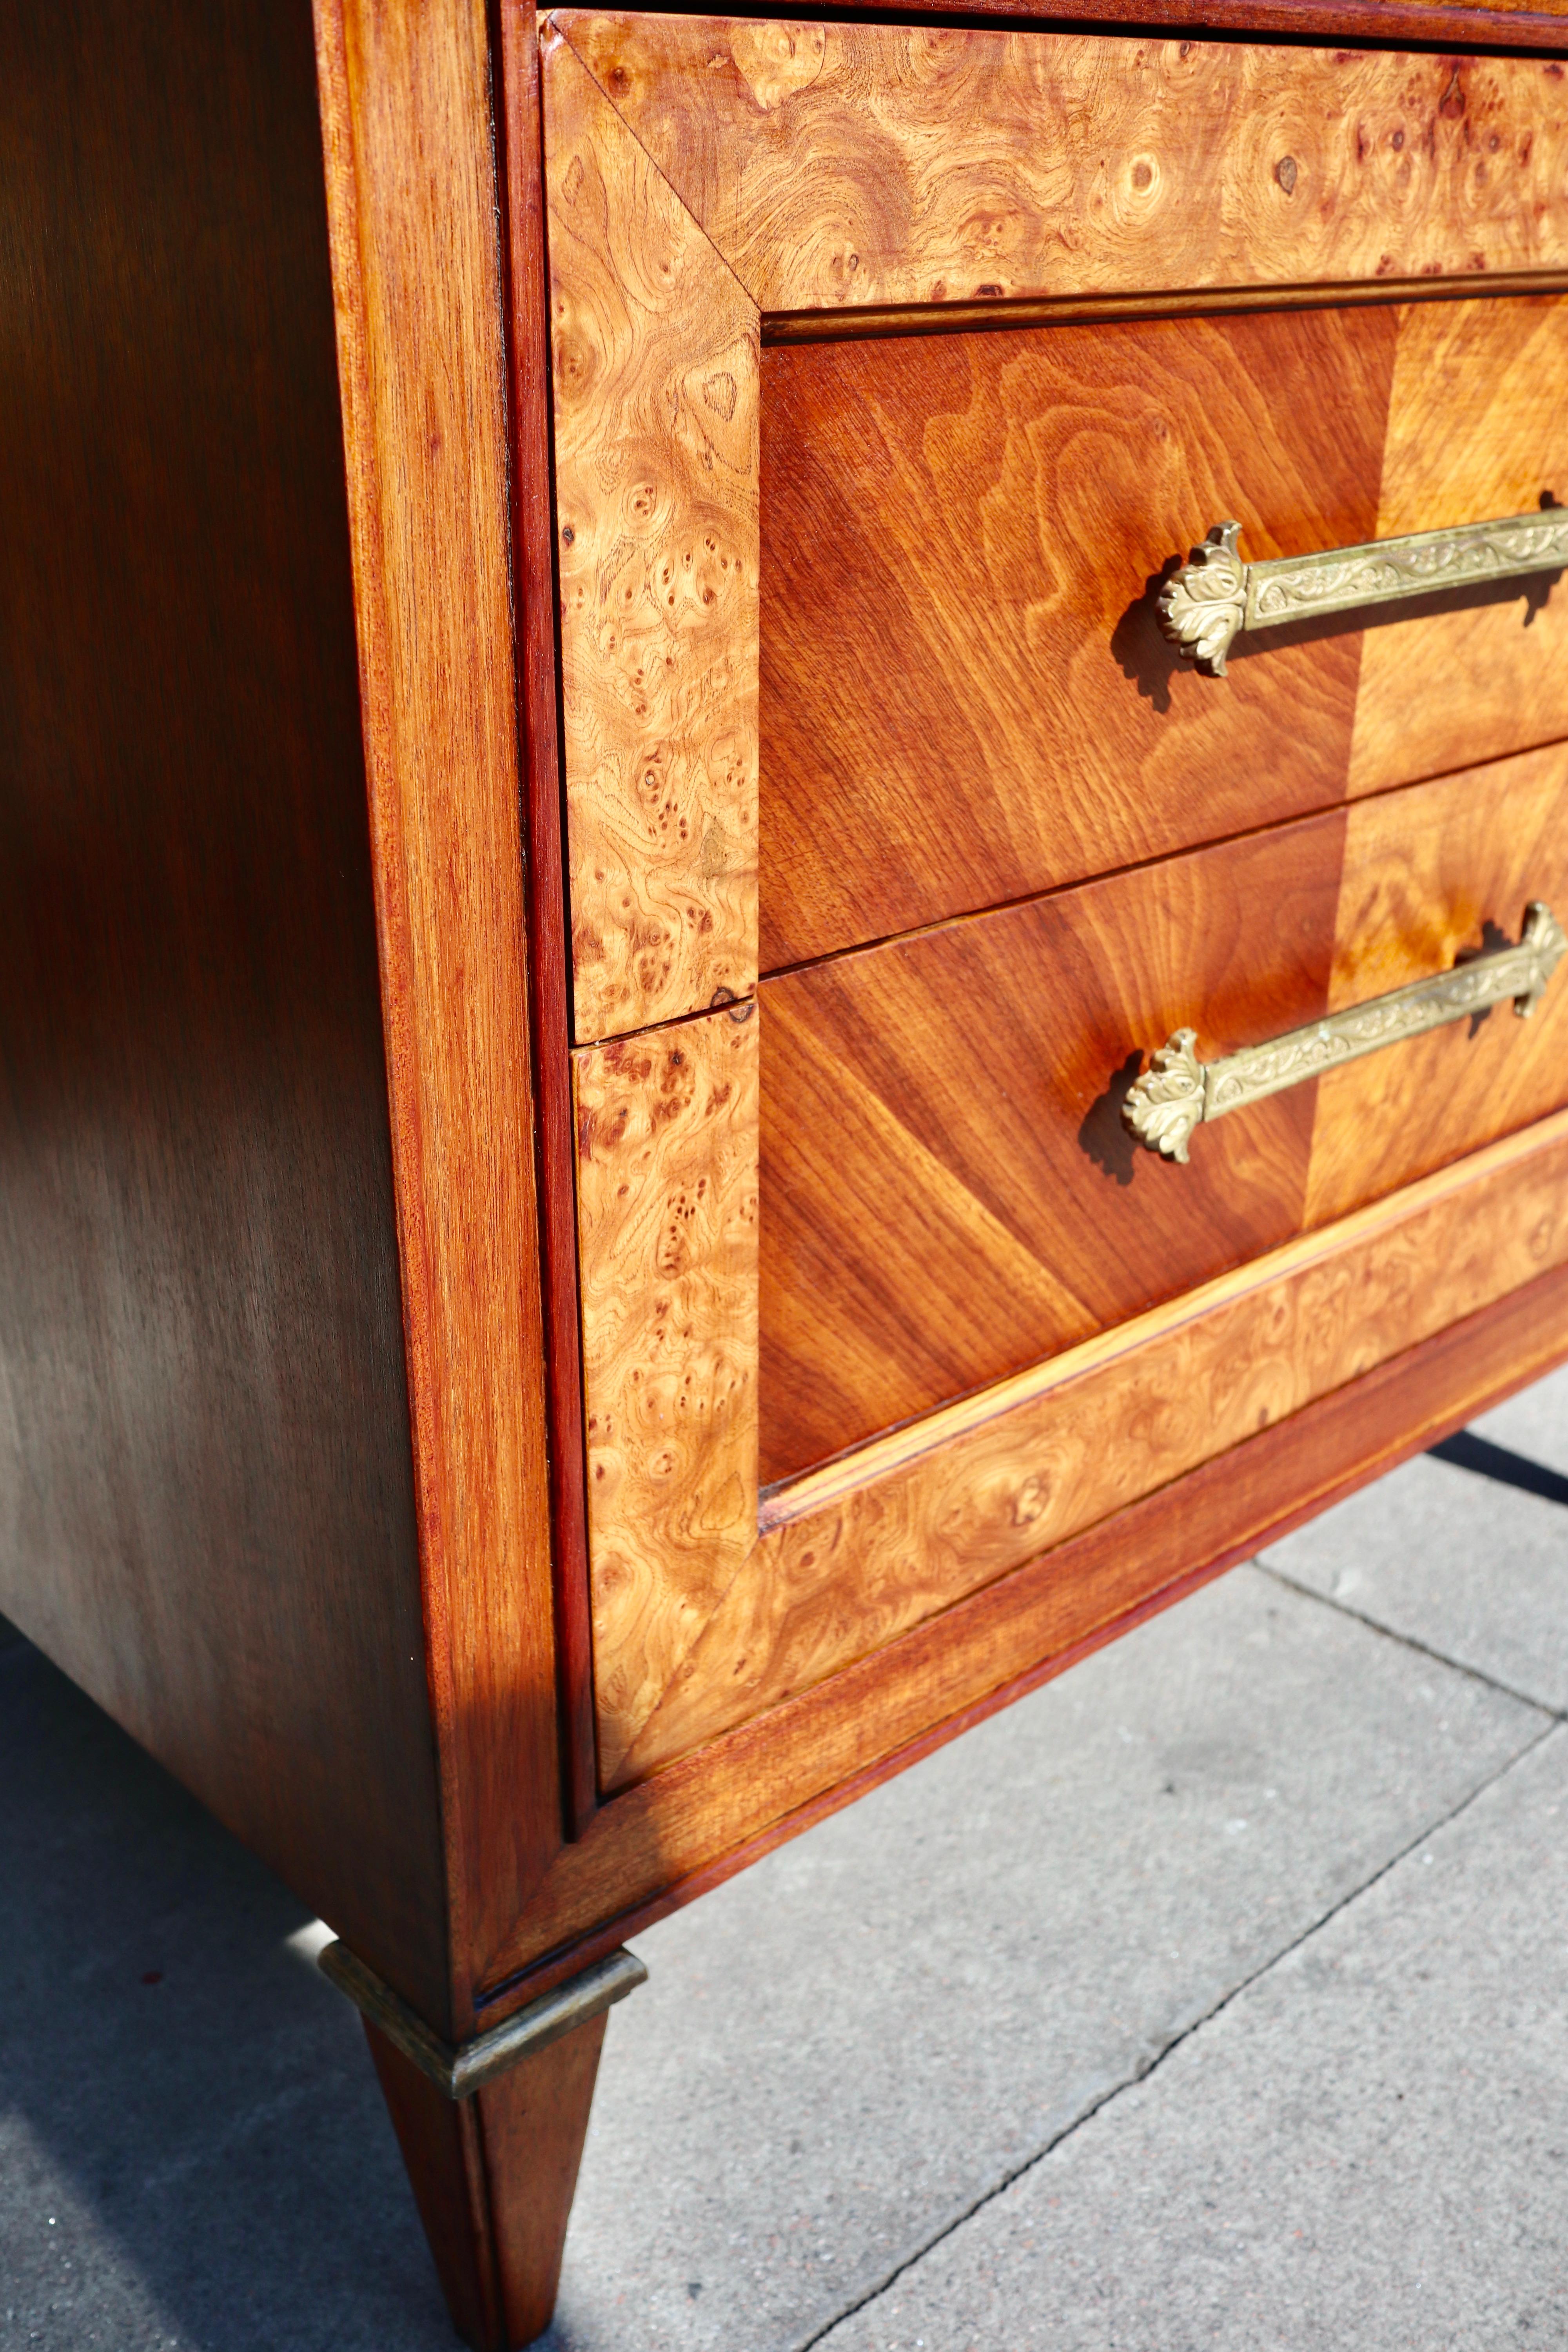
[0,0,450,2019]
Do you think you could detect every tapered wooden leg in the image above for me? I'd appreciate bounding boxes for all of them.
[366,2008,608,2351]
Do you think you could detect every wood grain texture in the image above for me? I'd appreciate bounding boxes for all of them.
[557,16,1568,313]
[575,1007,759,1784]
[544,30,759,1043]
[759,305,1388,968]
[622,1107,1568,1781]
[481,1238,1568,2011]
[498,1,598,1836]
[0,0,448,2022]
[759,815,1346,1479]
[316,0,561,2027]
[365,2009,606,2350]
[1307,745,1568,1223]
[1349,292,1568,798]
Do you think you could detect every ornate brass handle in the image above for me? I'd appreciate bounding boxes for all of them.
[1159,508,1568,677]
[1123,902,1568,1164]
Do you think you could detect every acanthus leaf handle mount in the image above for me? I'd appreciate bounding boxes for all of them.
[1158,507,1568,678]
[1123,902,1568,1165]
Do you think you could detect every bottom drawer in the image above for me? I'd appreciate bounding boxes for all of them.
[574,741,1568,1797]
[760,742,1568,1488]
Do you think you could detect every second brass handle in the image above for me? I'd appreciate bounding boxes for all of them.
[1159,507,1568,677]
[1123,902,1567,1165]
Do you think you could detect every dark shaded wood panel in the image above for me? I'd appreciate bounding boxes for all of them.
[759,816,1347,1484]
[1307,745,1568,1223]
[760,306,1390,968]
[477,1245,1568,2017]
[0,0,445,2014]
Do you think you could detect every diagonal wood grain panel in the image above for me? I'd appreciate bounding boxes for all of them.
[759,303,1388,967]
[543,31,759,1043]
[576,1004,759,1784]
[1349,293,1568,800]
[760,814,1345,1483]
[556,15,1568,312]
[1306,745,1568,1226]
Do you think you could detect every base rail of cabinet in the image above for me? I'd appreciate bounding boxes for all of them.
[319,1936,647,2098]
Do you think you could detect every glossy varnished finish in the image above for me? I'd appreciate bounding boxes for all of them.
[760,306,1385,968]
[0,0,447,2017]
[574,1009,759,1786]
[760,293,1568,969]
[556,15,1568,312]
[316,0,563,2026]
[1349,294,1568,797]
[544,27,760,1044]
[760,817,1344,1477]
[762,748,1568,1479]
[498,1,599,1836]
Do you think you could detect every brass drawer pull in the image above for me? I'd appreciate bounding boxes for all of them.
[1159,509,1568,678]
[1123,902,1567,1165]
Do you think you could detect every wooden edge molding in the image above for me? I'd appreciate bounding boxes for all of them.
[321,1938,647,2098]
[474,1245,1568,2019]
[497,0,600,1837]
[541,27,760,1044]
[313,0,563,2031]
[555,14,1568,316]
[561,0,1568,55]
[762,268,1568,344]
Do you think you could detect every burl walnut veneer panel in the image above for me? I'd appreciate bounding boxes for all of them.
[555,16,1568,313]
[544,31,760,1046]
[760,745,1568,1484]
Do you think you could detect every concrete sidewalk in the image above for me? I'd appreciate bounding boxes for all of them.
[5,1370,1568,2351]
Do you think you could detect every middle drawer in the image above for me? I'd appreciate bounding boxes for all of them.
[760,744,1568,1488]
[762,291,1568,970]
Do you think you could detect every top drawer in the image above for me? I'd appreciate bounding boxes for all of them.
[544,15,1568,1039]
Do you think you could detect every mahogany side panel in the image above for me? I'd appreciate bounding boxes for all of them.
[482,1243,1568,2008]
[625,1109,1568,1780]
[557,16,1568,313]
[316,0,561,2025]
[759,814,1347,1481]
[759,306,1387,967]
[1306,746,1568,1223]
[0,0,446,2017]
[543,29,760,1044]
[497,0,599,1835]
[1349,293,1568,799]
[575,1007,760,1785]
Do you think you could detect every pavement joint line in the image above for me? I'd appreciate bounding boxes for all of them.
[1255,1558,1567,1719]
[790,1695,1565,2352]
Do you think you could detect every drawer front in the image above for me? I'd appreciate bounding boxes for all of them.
[762,292,1568,970]
[760,746,1568,1485]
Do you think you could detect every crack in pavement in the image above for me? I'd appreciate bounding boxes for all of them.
[791,1614,1561,2352]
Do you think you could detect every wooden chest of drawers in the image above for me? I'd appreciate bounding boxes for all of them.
[8,0,1568,2341]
